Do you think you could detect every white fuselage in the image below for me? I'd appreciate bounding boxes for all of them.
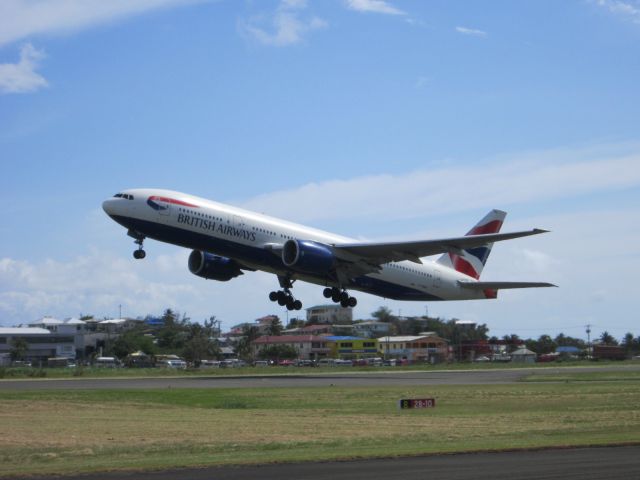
[103,189,486,302]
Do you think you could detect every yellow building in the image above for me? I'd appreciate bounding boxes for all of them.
[324,336,378,359]
[377,335,449,363]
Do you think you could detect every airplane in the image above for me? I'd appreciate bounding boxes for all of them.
[102,189,555,311]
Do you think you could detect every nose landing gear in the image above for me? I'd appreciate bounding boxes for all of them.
[128,230,146,260]
[323,287,357,308]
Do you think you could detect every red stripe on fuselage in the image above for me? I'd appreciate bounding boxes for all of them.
[149,196,199,208]
[468,220,503,236]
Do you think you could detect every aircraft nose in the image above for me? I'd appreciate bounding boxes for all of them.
[102,199,116,216]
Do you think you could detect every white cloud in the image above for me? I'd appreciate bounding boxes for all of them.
[239,144,640,224]
[0,0,205,48]
[240,0,327,47]
[455,26,487,37]
[345,0,405,15]
[0,43,47,94]
[594,0,640,24]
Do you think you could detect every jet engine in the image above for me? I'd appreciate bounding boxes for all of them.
[188,250,243,282]
[282,239,335,275]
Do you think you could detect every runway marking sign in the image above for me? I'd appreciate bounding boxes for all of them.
[398,398,436,410]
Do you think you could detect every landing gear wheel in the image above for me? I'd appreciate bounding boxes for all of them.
[348,296,357,307]
[133,249,146,259]
[269,291,278,302]
[293,300,302,310]
[323,287,333,298]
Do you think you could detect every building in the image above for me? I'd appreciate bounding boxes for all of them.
[28,316,143,360]
[324,336,378,360]
[252,335,331,360]
[306,305,352,325]
[377,335,449,363]
[510,347,537,363]
[352,321,391,338]
[282,324,333,336]
[0,327,75,365]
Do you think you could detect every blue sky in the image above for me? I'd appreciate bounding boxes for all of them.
[1,0,639,341]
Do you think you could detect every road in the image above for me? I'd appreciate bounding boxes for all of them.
[22,446,640,480]
[1,364,638,391]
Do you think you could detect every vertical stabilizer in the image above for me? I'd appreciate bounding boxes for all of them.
[436,209,507,279]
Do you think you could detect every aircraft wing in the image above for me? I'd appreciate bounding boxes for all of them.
[458,281,557,289]
[332,229,548,265]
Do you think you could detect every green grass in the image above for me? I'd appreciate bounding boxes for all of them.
[1,359,636,380]
[2,371,640,477]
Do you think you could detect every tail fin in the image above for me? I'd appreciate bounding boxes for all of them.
[436,209,507,279]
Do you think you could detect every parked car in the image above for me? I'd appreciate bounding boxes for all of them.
[334,359,353,366]
[317,358,336,367]
[158,359,187,369]
[295,359,315,367]
[200,359,221,368]
[253,360,269,367]
[95,356,118,368]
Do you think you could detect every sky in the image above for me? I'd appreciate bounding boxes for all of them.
[1,0,639,341]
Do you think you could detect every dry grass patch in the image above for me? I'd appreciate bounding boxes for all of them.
[1,380,640,477]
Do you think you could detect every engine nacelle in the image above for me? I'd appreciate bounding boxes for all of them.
[188,250,243,282]
[282,239,335,275]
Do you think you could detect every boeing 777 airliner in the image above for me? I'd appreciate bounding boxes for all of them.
[103,189,555,311]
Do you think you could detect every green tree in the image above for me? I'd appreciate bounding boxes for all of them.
[258,344,298,362]
[110,329,156,360]
[599,331,618,346]
[9,337,28,362]
[182,323,220,367]
[622,332,636,354]
[235,325,260,360]
[372,306,395,323]
[267,317,283,336]
[156,309,189,350]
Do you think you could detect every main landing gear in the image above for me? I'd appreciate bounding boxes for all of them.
[269,290,302,311]
[269,276,302,311]
[323,287,357,308]
[128,230,146,260]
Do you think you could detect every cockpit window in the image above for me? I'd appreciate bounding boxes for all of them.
[113,193,134,200]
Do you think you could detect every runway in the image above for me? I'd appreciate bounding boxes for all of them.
[1,364,638,391]
[23,446,640,480]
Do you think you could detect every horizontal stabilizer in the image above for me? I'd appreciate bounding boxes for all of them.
[458,281,557,290]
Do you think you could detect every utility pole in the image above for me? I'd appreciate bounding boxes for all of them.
[119,304,122,319]
[586,324,592,358]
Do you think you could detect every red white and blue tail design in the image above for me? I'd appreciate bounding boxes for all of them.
[436,209,506,279]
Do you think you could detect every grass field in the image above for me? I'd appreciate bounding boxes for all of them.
[1,360,636,380]
[1,369,639,477]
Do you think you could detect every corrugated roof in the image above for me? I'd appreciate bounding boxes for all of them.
[65,318,86,325]
[377,336,425,342]
[0,327,51,335]
[322,336,365,341]
[253,335,327,344]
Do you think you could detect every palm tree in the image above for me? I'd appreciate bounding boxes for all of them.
[599,331,618,346]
